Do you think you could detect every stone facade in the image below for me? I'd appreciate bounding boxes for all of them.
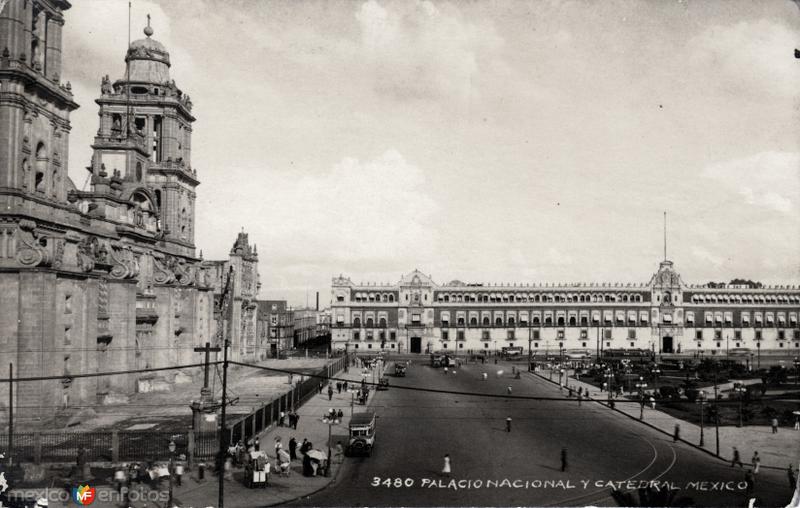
[331,261,800,356]
[256,300,292,358]
[0,1,252,424]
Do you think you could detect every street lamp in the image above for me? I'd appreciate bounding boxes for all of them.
[635,376,647,420]
[697,390,706,447]
[605,368,614,404]
[168,439,176,506]
[793,357,799,386]
[650,366,661,393]
[734,384,747,428]
[322,414,341,477]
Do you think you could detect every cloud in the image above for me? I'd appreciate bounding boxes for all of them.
[197,149,439,269]
[702,151,800,214]
[354,0,503,101]
[688,19,800,98]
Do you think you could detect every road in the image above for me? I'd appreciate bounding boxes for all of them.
[291,358,793,507]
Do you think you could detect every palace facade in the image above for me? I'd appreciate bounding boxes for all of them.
[330,261,800,356]
[0,0,259,423]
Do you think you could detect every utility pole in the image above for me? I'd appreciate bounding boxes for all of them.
[7,363,13,466]
[218,338,229,508]
[713,365,719,456]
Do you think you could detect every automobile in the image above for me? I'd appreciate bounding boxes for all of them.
[377,376,390,390]
[346,412,376,456]
[394,363,407,376]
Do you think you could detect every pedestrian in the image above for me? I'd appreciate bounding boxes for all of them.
[794,416,799,430]
[328,384,334,401]
[289,437,297,461]
[577,393,583,406]
[732,447,743,468]
[506,417,512,432]
[319,381,323,394]
[649,396,656,410]
[788,464,797,493]
[293,411,300,429]
[113,464,127,494]
[343,381,349,392]
[578,386,583,397]
[744,469,755,498]
[482,373,487,381]
[279,411,285,427]
[335,441,344,463]
[507,386,512,395]
[336,381,342,393]
[561,447,568,472]
[337,409,344,419]
[275,436,283,459]
[254,437,260,452]
[751,451,760,474]
[175,457,184,486]
[442,454,451,476]
[444,367,448,375]
[771,417,779,434]
[673,424,680,442]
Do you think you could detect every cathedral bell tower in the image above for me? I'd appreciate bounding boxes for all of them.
[90,18,198,256]
[0,0,78,203]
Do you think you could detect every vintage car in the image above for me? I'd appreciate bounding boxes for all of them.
[346,412,376,456]
[377,376,390,390]
[394,363,407,376]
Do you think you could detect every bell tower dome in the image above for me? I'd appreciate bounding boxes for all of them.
[89,17,198,257]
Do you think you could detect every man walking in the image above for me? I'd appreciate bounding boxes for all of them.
[561,447,568,472]
[673,424,680,443]
[328,384,334,401]
[771,417,779,434]
[732,447,743,468]
[751,451,760,474]
[289,437,297,461]
[336,381,342,394]
[506,417,512,432]
[279,411,285,427]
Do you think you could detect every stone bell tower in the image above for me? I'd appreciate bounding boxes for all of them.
[90,16,198,257]
[0,0,77,203]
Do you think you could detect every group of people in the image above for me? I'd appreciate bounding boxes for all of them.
[278,409,300,429]
[731,447,798,497]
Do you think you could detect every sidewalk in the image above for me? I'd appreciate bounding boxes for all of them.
[533,367,800,470]
[5,361,382,508]
[173,363,379,507]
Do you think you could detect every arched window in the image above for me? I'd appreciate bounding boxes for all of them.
[508,317,515,327]
[569,316,576,326]
[379,317,387,328]
[663,291,671,304]
[366,317,374,327]
[353,317,361,328]
[34,142,47,192]
[470,317,478,326]
[495,317,503,326]
[482,316,490,326]
[557,316,565,326]
[388,294,395,302]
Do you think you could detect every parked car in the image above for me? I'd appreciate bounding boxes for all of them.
[346,412,376,457]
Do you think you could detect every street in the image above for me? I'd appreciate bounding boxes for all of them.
[292,359,792,507]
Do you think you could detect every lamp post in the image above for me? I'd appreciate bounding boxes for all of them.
[697,390,706,447]
[322,414,341,477]
[713,364,720,456]
[168,439,176,507]
[793,357,799,386]
[635,376,647,420]
[528,324,532,372]
[651,366,661,394]
[734,384,747,428]
[605,368,614,404]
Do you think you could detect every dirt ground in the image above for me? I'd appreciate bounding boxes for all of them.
[45,358,329,432]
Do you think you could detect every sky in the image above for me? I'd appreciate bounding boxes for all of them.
[61,0,800,306]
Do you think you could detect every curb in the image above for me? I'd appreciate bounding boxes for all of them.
[528,370,787,472]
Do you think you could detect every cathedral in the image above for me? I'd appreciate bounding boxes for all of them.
[0,0,260,423]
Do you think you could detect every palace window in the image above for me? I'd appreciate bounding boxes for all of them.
[442,331,449,341]
[482,331,490,340]
[390,331,396,341]
[457,330,465,341]
[734,330,741,340]
[507,330,515,340]
[628,329,636,339]
[755,330,762,340]
[353,331,360,341]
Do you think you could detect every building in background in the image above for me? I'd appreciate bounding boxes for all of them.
[331,261,800,357]
[256,299,292,358]
[203,231,260,362]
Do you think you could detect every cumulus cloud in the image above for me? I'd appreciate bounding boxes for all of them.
[702,151,800,214]
[355,0,503,101]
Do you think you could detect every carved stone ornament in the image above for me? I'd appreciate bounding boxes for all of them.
[52,239,65,269]
[16,219,52,267]
[108,244,140,279]
[152,254,176,284]
[76,236,97,272]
